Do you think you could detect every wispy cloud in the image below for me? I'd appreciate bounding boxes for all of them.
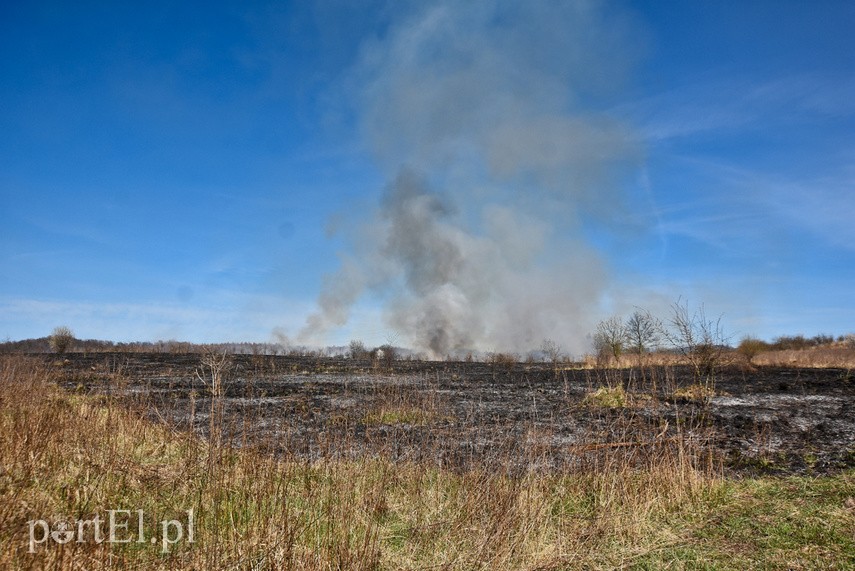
[619,72,855,142]
[656,210,765,252]
[717,162,855,253]
[623,68,855,263]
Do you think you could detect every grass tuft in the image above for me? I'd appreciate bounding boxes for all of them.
[673,383,719,403]
[583,385,629,408]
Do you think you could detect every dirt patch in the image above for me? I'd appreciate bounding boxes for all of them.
[49,353,855,475]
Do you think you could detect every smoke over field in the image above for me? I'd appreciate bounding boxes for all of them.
[301,1,643,357]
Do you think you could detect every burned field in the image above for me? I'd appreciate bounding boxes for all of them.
[55,353,855,476]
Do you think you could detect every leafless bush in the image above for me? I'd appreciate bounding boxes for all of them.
[770,334,835,351]
[373,344,397,368]
[736,337,769,363]
[489,352,518,372]
[49,326,75,354]
[540,338,563,364]
[663,298,728,381]
[348,339,369,360]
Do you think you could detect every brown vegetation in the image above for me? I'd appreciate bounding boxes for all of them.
[752,346,855,368]
[1,353,854,569]
[47,326,75,354]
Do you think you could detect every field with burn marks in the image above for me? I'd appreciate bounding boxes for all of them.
[3,353,854,569]
[55,352,855,476]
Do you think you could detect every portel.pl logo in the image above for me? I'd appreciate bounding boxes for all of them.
[28,509,195,554]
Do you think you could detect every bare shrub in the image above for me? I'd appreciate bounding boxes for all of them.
[373,344,397,368]
[593,316,626,365]
[49,326,75,354]
[736,337,770,364]
[663,298,728,381]
[348,339,369,360]
[540,338,561,363]
[770,334,835,351]
[489,352,517,372]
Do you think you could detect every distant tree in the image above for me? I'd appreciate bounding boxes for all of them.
[811,334,834,346]
[540,338,563,363]
[348,339,369,360]
[623,309,662,383]
[374,344,397,368]
[770,333,835,351]
[49,326,75,354]
[624,310,661,355]
[771,335,809,351]
[593,316,626,363]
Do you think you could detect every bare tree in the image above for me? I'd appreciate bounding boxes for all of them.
[623,309,662,384]
[348,339,369,360]
[540,338,563,363]
[663,298,728,382]
[593,316,626,364]
[49,326,75,354]
[374,344,397,369]
[625,310,661,356]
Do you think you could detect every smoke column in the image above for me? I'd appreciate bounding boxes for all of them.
[300,1,643,357]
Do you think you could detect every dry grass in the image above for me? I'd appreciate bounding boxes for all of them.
[583,385,633,408]
[361,381,450,427]
[672,383,720,403]
[1,355,853,570]
[363,406,437,426]
[579,345,855,373]
[752,346,855,368]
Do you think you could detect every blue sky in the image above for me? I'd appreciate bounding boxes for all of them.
[1,1,853,352]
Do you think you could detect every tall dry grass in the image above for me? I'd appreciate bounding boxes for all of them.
[751,346,855,368]
[0,354,723,570]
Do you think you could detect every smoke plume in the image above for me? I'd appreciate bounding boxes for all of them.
[299,1,643,357]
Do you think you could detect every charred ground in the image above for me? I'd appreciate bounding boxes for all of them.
[48,352,855,476]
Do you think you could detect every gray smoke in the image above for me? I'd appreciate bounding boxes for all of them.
[299,1,643,357]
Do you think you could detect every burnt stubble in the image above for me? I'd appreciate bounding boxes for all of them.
[53,353,855,476]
